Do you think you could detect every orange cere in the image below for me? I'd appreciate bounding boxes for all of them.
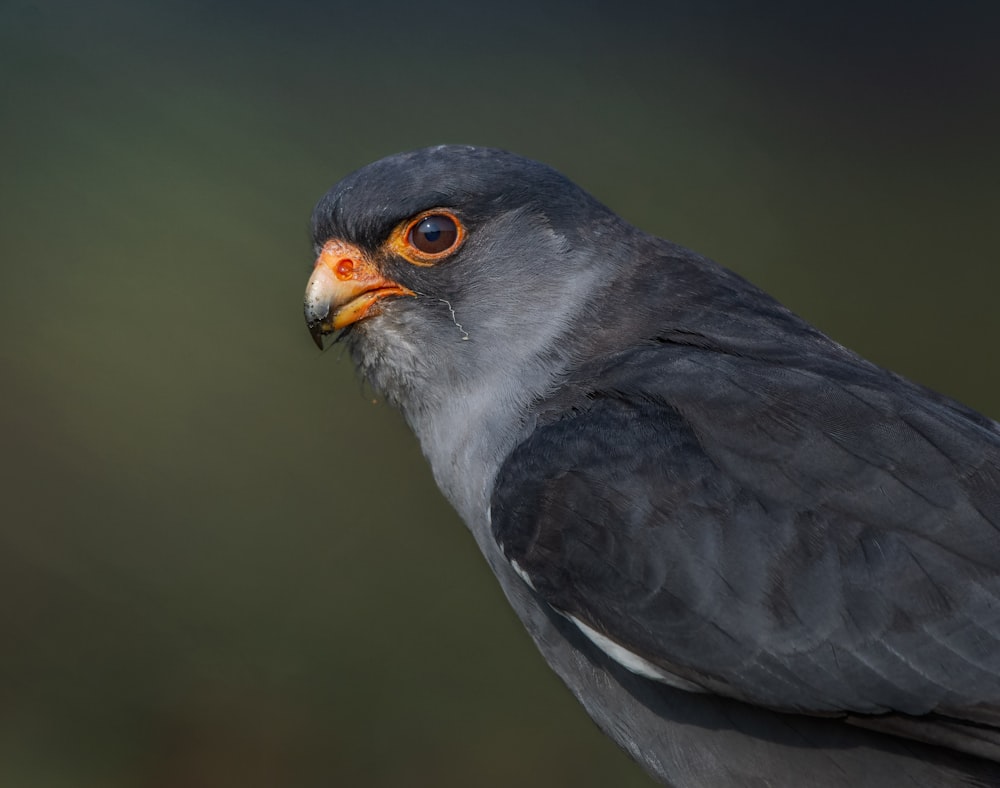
[306,239,415,332]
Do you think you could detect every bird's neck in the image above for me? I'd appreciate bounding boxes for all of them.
[403,351,557,534]
[396,280,607,532]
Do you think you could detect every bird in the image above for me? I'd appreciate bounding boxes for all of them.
[303,145,1000,786]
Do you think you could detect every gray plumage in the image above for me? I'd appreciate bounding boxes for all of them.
[305,145,1000,786]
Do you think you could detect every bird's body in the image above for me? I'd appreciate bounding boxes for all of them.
[304,145,1000,786]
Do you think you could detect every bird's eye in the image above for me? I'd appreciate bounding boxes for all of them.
[389,209,466,265]
[408,214,459,255]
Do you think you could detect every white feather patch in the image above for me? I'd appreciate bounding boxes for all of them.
[510,559,536,591]
[493,506,702,693]
[568,615,706,693]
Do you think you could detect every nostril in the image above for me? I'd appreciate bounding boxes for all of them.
[335,258,355,279]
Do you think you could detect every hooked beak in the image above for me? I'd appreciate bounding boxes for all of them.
[304,239,415,349]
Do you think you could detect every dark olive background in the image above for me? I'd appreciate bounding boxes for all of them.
[2,1,999,786]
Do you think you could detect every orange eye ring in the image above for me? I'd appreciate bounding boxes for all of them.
[388,208,466,266]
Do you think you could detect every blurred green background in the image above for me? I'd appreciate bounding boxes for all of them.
[2,1,999,786]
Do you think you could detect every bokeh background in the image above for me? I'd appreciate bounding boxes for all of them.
[3,1,999,786]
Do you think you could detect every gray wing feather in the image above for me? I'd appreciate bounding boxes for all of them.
[491,343,1000,744]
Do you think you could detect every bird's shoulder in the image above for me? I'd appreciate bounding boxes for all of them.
[490,338,1000,739]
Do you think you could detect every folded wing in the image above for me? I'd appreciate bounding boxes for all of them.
[491,342,1000,757]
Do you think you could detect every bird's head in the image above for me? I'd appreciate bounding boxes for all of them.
[302,145,812,526]
[304,145,627,420]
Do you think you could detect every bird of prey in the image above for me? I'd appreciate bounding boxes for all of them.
[303,145,1000,786]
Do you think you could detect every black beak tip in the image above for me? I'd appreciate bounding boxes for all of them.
[305,297,331,351]
[307,321,328,351]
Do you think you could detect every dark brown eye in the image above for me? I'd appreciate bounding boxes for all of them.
[408,214,459,255]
